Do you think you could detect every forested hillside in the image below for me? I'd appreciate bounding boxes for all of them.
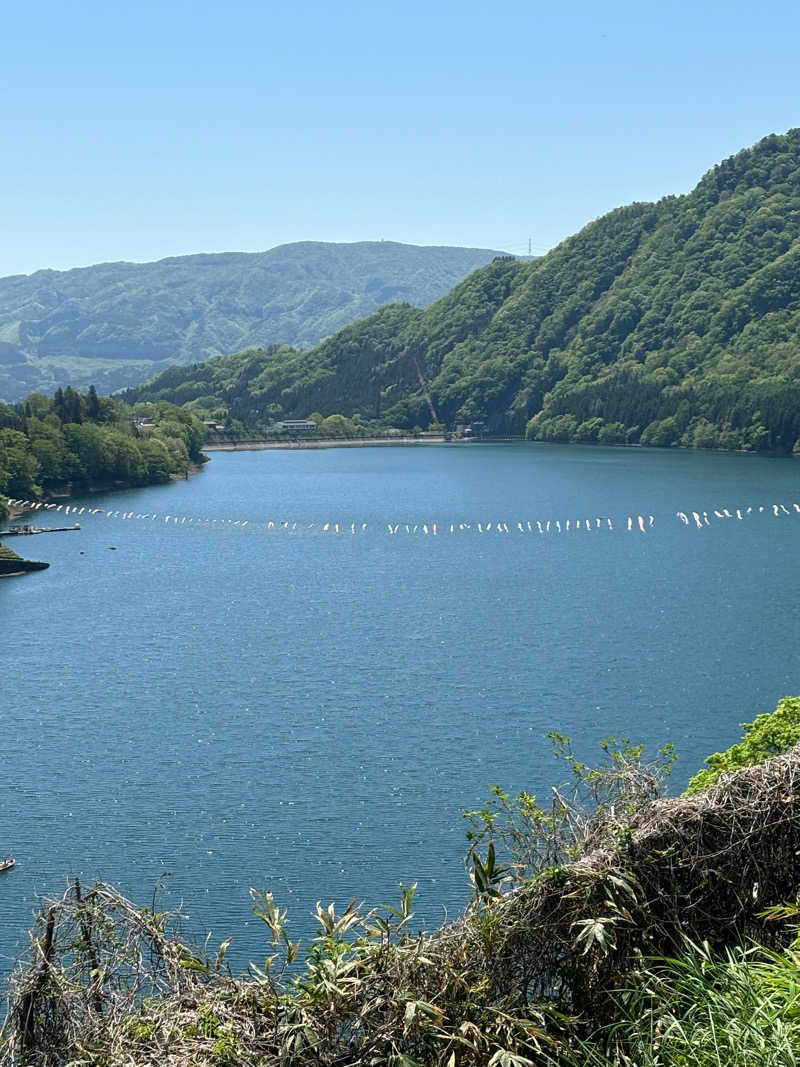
[127,130,800,453]
[0,387,206,520]
[0,242,504,402]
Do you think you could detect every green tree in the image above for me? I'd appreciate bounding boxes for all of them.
[687,695,800,794]
[138,438,173,482]
[319,414,355,437]
[86,384,101,421]
[0,428,42,497]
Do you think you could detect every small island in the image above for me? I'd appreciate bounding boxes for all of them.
[0,542,49,577]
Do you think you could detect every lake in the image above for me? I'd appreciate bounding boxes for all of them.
[1,442,799,976]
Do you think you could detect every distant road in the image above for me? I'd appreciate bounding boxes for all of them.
[204,437,448,451]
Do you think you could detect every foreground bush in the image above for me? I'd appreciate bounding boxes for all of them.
[687,695,800,794]
[6,723,800,1065]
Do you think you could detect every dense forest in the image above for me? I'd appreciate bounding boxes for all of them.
[0,386,206,521]
[127,129,800,453]
[0,242,503,402]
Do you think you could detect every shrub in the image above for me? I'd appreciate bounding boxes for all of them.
[687,695,800,794]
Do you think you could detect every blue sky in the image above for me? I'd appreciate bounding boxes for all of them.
[2,0,799,277]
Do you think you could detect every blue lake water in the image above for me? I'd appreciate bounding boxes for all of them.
[1,442,799,976]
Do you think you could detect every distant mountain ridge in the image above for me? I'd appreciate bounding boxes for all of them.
[0,241,505,401]
[125,129,800,454]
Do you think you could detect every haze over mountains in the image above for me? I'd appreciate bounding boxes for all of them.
[126,129,800,453]
[0,242,505,402]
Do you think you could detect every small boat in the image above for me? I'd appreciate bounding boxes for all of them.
[0,858,15,872]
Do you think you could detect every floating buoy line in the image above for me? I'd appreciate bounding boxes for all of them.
[5,499,800,537]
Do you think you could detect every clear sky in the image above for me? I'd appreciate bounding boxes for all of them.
[2,0,799,277]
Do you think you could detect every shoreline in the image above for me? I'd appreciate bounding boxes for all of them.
[200,436,794,457]
[203,436,450,451]
[5,459,207,518]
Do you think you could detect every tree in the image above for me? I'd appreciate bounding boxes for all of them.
[138,438,173,482]
[0,428,42,497]
[687,696,800,794]
[319,414,355,437]
[86,385,101,421]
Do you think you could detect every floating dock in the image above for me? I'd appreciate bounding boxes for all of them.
[0,524,80,536]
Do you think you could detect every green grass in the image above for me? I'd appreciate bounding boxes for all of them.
[554,940,800,1066]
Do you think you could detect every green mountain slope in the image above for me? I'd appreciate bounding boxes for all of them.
[125,130,800,453]
[0,242,505,402]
